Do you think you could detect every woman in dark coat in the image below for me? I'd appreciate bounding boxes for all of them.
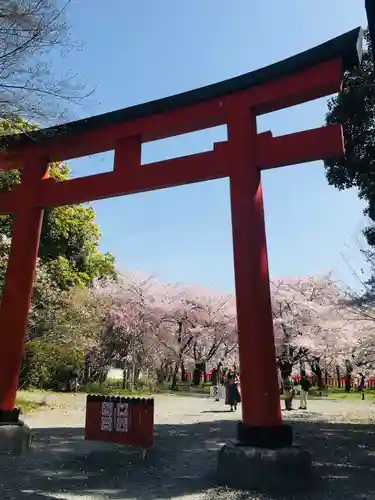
[225,371,241,411]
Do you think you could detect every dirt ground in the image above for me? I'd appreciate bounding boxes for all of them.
[1,392,375,500]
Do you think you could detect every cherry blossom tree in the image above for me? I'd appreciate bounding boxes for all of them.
[271,275,357,389]
[84,269,365,394]
[176,286,237,384]
[91,272,239,389]
[341,293,375,378]
[92,273,168,388]
[153,282,203,388]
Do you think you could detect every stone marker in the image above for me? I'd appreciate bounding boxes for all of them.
[0,421,31,455]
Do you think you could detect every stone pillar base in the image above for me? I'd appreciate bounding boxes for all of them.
[237,421,293,448]
[217,441,312,492]
[0,421,31,455]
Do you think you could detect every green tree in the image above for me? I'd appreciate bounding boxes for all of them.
[0,119,116,289]
[19,283,111,389]
[19,340,85,390]
[40,204,116,289]
[325,30,375,246]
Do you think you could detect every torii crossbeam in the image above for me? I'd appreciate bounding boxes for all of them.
[0,28,362,448]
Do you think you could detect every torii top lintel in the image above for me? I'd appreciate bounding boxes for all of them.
[0,27,363,212]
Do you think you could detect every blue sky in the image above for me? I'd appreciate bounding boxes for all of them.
[56,1,368,292]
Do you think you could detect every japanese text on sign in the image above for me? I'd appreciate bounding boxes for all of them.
[116,403,129,432]
[100,402,130,433]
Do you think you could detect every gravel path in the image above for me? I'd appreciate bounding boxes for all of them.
[0,393,375,500]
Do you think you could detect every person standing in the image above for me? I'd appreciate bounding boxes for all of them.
[225,371,241,411]
[299,371,311,410]
[358,373,366,391]
[358,373,366,400]
[218,363,225,398]
[211,367,220,401]
[283,377,294,411]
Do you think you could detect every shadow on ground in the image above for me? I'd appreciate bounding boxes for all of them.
[1,418,375,499]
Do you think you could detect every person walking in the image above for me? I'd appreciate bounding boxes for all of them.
[299,371,311,410]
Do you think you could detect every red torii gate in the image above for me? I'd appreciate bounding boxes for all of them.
[0,28,362,448]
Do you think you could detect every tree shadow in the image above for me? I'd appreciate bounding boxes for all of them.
[201,410,233,414]
[0,418,375,499]
[163,391,210,399]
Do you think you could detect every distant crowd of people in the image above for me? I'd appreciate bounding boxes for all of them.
[282,371,368,411]
[210,365,371,414]
[210,365,313,413]
[210,362,241,411]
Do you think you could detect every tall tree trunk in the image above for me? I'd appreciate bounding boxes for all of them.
[84,354,90,386]
[345,373,351,393]
[192,365,201,386]
[311,358,323,392]
[345,359,353,393]
[316,371,323,392]
[128,363,136,392]
[122,360,127,390]
[193,361,205,385]
[181,362,186,382]
[171,360,180,390]
[299,360,305,378]
[167,364,172,382]
[172,321,184,389]
[336,365,341,388]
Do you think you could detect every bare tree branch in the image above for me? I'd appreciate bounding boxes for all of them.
[0,0,93,127]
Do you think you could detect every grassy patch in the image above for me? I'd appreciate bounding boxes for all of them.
[308,387,375,400]
[82,381,152,397]
[16,380,212,401]
[82,380,211,397]
[327,390,375,400]
[15,394,49,414]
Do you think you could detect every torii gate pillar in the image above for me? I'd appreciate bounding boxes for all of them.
[228,109,287,446]
[0,160,48,419]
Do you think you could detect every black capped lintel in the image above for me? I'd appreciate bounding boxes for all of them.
[0,27,363,153]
